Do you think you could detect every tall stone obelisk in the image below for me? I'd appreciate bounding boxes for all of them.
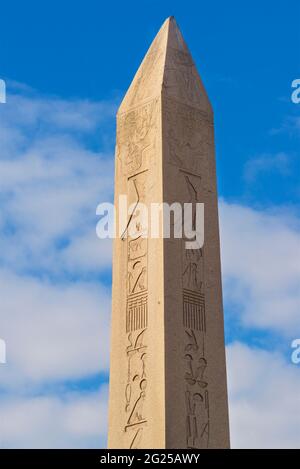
[108,17,230,449]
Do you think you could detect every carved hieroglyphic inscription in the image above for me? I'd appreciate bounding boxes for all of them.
[120,100,159,448]
[125,329,147,448]
[183,289,205,331]
[124,172,149,448]
[184,329,209,449]
[181,171,210,449]
[126,293,148,333]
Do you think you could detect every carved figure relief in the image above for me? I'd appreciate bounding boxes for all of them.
[117,99,159,177]
[164,98,213,181]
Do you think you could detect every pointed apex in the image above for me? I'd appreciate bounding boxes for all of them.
[163,18,212,113]
[118,17,212,115]
[165,16,188,52]
[118,18,169,114]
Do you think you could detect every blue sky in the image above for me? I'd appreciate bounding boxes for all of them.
[1,0,299,204]
[1,0,299,196]
[0,0,299,448]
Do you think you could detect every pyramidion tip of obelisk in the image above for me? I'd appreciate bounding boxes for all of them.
[118,16,212,115]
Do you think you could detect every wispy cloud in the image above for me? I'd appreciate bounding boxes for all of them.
[244,152,290,182]
[270,115,300,136]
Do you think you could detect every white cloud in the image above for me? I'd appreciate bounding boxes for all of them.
[0,85,113,447]
[220,201,300,336]
[227,342,300,448]
[61,232,112,273]
[0,269,110,388]
[0,385,108,448]
[0,86,115,276]
[221,202,300,447]
[1,83,299,448]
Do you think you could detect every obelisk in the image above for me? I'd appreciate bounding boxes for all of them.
[108,17,230,449]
